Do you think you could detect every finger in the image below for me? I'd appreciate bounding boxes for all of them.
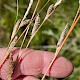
[14,75,39,80]
[0,48,73,80]
[15,76,40,80]
[20,49,74,78]
[23,76,40,80]
[0,48,34,80]
[42,51,74,78]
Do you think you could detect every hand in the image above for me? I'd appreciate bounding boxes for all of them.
[0,48,73,80]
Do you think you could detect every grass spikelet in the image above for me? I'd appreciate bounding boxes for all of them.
[9,36,18,51]
[8,36,18,55]
[19,19,30,28]
[45,0,63,20]
[31,14,40,36]
[0,36,18,68]
[57,23,68,47]
[11,20,21,41]
[47,4,54,15]
[8,53,14,80]
[45,4,54,19]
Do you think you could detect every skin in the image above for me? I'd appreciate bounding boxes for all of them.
[0,48,74,80]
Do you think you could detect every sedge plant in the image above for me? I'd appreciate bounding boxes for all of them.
[0,0,80,80]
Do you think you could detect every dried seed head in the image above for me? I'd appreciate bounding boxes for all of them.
[8,53,14,80]
[45,4,54,20]
[10,36,18,50]
[19,19,30,27]
[47,4,54,16]
[3,36,18,64]
[45,0,63,20]
[31,14,40,36]
[57,23,68,47]
[11,20,21,41]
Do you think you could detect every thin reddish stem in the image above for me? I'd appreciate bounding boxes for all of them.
[18,0,40,60]
[72,7,80,26]
[41,15,80,80]
[0,0,50,69]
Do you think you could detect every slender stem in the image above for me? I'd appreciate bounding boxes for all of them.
[17,0,50,38]
[8,0,53,49]
[18,0,63,60]
[19,20,45,60]
[16,0,33,32]
[15,0,19,22]
[18,0,40,58]
[7,0,19,47]
[17,0,51,59]
[16,0,19,20]
[41,15,80,80]
[0,0,19,68]
[20,27,29,50]
[15,0,51,46]
[39,0,51,13]
[19,0,40,57]
[71,7,80,26]
[0,0,51,69]
[27,20,45,48]
[18,0,80,53]
[22,0,33,21]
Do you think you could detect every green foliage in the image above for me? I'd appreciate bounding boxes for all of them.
[0,0,80,80]
[79,0,80,3]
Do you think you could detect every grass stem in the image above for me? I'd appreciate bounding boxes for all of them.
[41,15,80,80]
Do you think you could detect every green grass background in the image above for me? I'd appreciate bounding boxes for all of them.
[0,0,80,80]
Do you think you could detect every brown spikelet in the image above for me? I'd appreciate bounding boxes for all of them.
[57,23,68,47]
[9,36,18,51]
[45,0,63,20]
[0,36,18,68]
[45,4,55,20]
[5,36,18,59]
[19,19,30,28]
[11,20,21,41]
[46,4,54,17]
[8,53,14,80]
[31,14,40,36]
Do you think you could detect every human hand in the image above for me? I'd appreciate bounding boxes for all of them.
[0,48,73,80]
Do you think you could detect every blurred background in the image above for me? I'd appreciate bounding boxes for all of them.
[0,0,80,80]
